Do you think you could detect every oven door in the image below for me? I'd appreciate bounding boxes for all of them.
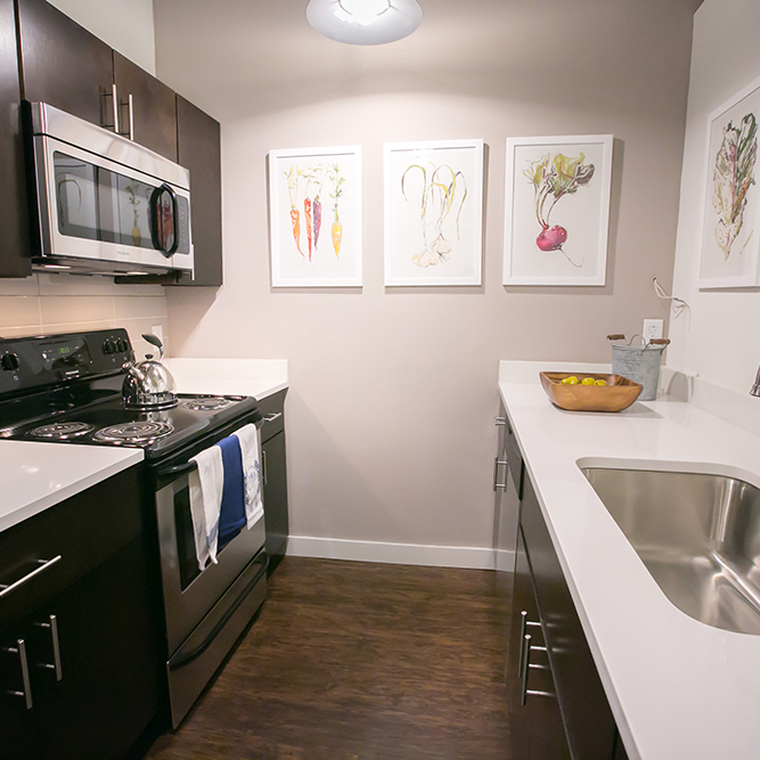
[154,464,266,656]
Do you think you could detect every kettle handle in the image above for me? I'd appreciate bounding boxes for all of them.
[142,333,164,359]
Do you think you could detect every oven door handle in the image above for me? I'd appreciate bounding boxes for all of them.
[168,552,269,671]
[156,461,198,478]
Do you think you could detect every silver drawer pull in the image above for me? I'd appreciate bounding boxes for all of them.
[262,412,282,423]
[520,633,532,705]
[4,639,33,709]
[0,555,62,598]
[517,611,541,674]
[35,615,63,681]
[494,416,507,426]
[493,458,508,491]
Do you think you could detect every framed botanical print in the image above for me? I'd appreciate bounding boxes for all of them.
[698,73,760,289]
[384,139,484,286]
[268,146,362,287]
[503,134,613,286]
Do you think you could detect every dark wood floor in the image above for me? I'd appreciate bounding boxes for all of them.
[145,556,513,760]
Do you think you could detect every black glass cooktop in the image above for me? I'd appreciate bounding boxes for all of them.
[0,391,260,460]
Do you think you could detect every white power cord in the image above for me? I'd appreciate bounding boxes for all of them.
[653,277,689,318]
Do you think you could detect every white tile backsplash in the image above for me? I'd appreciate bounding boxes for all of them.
[0,272,169,344]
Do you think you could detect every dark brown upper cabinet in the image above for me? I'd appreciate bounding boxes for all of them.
[9,0,223,286]
[171,95,223,287]
[0,0,31,277]
[113,51,177,161]
[16,0,113,127]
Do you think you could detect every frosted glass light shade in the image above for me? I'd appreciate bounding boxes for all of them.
[307,0,423,45]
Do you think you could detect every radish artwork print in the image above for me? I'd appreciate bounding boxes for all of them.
[523,152,595,268]
[503,135,612,286]
[269,146,362,287]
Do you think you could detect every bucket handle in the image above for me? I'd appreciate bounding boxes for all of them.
[607,334,670,349]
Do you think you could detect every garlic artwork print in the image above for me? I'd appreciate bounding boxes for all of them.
[269,146,362,287]
[384,140,484,286]
[699,74,760,289]
[503,135,612,286]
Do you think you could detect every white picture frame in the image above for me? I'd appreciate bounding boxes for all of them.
[698,73,760,289]
[503,134,613,286]
[268,146,362,287]
[384,139,484,286]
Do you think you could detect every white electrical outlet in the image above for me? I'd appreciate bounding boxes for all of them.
[643,319,663,341]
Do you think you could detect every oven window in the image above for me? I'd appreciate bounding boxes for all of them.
[173,484,202,591]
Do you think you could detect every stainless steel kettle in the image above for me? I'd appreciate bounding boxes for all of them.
[122,333,178,409]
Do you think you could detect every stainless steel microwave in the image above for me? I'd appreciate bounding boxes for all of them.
[28,102,194,277]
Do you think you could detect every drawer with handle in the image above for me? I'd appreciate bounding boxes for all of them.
[0,466,143,634]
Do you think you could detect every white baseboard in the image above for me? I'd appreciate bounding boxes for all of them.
[286,535,511,571]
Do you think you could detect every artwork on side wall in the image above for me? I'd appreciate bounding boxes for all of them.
[503,134,613,286]
[698,73,760,289]
[383,140,484,286]
[268,146,362,287]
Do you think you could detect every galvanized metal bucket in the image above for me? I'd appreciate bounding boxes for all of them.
[611,337,666,401]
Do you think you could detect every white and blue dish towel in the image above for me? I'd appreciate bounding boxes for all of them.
[188,423,264,570]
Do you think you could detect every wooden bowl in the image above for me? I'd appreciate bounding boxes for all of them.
[539,372,643,413]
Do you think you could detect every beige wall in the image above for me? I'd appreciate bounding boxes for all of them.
[152,0,696,559]
[0,0,167,360]
[669,0,760,398]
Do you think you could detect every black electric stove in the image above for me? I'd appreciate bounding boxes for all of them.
[0,328,260,462]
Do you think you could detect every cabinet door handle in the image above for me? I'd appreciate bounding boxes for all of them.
[102,83,120,132]
[125,93,135,141]
[493,457,508,491]
[263,412,282,423]
[35,615,63,681]
[112,83,120,134]
[262,449,268,487]
[494,416,507,426]
[4,639,33,709]
[0,555,62,598]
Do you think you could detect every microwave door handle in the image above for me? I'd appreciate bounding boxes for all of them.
[150,183,180,257]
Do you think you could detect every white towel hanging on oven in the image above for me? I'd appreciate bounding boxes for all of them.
[189,444,224,569]
[233,423,264,529]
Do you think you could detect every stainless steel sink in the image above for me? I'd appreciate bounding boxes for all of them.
[581,465,760,634]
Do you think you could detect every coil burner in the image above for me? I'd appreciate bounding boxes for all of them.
[28,421,95,440]
[182,396,235,412]
[93,420,174,444]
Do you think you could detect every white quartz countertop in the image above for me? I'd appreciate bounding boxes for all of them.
[0,441,143,533]
[164,358,288,399]
[499,377,760,760]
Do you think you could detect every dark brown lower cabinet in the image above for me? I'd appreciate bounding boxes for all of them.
[506,470,628,760]
[507,526,570,760]
[0,470,162,760]
[259,389,289,574]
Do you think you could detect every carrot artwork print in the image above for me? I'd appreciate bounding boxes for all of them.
[328,164,345,258]
[285,165,303,258]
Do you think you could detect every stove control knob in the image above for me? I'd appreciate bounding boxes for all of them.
[103,338,117,355]
[1,352,19,371]
[117,338,129,353]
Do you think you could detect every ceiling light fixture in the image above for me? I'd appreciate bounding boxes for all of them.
[307,0,423,45]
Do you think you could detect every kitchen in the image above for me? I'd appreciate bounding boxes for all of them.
[1,0,758,757]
